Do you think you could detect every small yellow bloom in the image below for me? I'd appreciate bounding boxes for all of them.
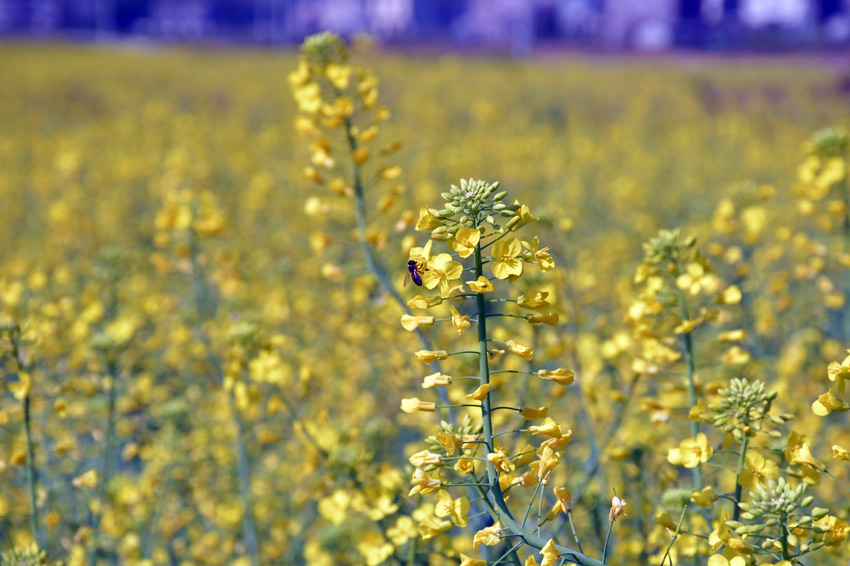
[487,448,515,474]
[466,383,493,402]
[491,238,523,280]
[669,433,713,468]
[9,371,31,401]
[815,515,850,545]
[692,486,718,508]
[517,290,550,310]
[472,522,501,549]
[293,82,322,113]
[422,372,451,388]
[400,398,436,413]
[521,236,555,271]
[435,490,470,527]
[408,469,441,496]
[422,253,463,295]
[415,207,444,230]
[378,165,402,180]
[414,350,448,364]
[407,295,442,309]
[527,312,559,325]
[506,340,533,360]
[721,346,750,365]
[419,518,452,539]
[459,554,486,566]
[537,368,574,385]
[540,432,573,450]
[515,204,538,226]
[409,450,442,467]
[608,496,627,522]
[552,486,573,514]
[718,329,746,342]
[449,305,471,334]
[451,226,481,258]
[528,418,562,437]
[521,406,548,420]
[786,431,825,472]
[739,452,779,490]
[466,276,495,293]
[400,315,435,331]
[72,469,99,489]
[533,446,560,482]
[833,444,850,460]
[707,555,747,566]
[540,538,560,566]
[324,63,350,89]
[352,147,370,164]
[719,285,742,305]
[812,387,849,416]
[827,351,850,394]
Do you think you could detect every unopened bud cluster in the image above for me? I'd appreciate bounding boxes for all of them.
[738,478,810,520]
[301,31,348,70]
[806,126,849,160]
[642,228,697,268]
[709,378,785,439]
[431,178,520,239]
[1,544,48,566]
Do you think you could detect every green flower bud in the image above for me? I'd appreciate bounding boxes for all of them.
[494,190,507,201]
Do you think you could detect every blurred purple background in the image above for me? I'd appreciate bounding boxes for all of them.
[1,0,849,53]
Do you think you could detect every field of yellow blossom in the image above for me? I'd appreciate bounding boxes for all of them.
[1,38,850,566]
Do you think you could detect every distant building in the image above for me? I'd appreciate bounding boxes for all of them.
[0,0,847,49]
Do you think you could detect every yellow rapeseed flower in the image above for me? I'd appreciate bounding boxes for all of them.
[451,226,481,258]
[491,238,523,280]
[400,398,436,413]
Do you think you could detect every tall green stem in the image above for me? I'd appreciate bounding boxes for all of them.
[473,242,606,566]
[341,116,454,415]
[231,398,261,566]
[677,288,703,491]
[732,429,749,522]
[23,391,42,548]
[187,231,260,566]
[88,360,119,566]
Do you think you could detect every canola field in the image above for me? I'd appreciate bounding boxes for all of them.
[2,37,850,566]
